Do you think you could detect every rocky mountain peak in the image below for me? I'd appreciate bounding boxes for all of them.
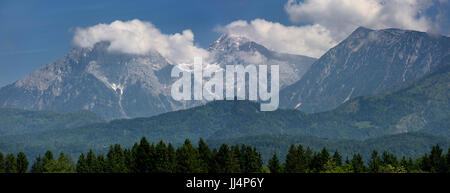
[280,27,450,113]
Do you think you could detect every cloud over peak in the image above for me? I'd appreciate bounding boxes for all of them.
[216,19,337,58]
[72,19,208,64]
[285,0,439,41]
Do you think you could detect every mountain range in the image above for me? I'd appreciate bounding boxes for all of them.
[0,26,448,162]
[0,57,448,161]
[0,35,315,120]
[280,27,450,112]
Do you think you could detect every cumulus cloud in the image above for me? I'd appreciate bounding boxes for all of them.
[72,19,208,64]
[216,19,337,58]
[285,0,439,41]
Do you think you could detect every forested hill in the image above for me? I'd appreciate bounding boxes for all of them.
[0,108,104,136]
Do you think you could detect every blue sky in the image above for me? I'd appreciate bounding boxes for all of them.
[0,0,448,87]
[0,0,293,87]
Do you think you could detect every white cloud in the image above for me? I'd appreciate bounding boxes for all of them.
[285,0,436,41]
[72,19,208,64]
[216,19,337,58]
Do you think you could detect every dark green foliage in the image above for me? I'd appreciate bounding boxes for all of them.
[368,150,381,173]
[429,145,446,173]
[447,148,450,172]
[38,150,74,173]
[198,138,212,173]
[240,145,263,173]
[268,153,281,173]
[86,150,101,173]
[76,153,87,173]
[284,144,306,173]
[47,153,75,173]
[4,153,16,173]
[208,133,450,164]
[214,144,231,173]
[135,137,154,173]
[0,109,104,136]
[332,151,342,167]
[229,145,242,173]
[175,139,205,173]
[351,153,366,173]
[0,138,449,173]
[154,141,174,173]
[97,154,106,173]
[105,145,126,173]
[166,143,177,173]
[310,148,330,172]
[0,152,4,173]
[16,152,28,173]
[30,155,44,173]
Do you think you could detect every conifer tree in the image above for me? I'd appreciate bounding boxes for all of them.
[381,151,398,168]
[369,150,381,173]
[155,141,171,173]
[310,153,322,172]
[238,145,246,172]
[420,154,431,172]
[311,147,330,172]
[332,150,342,167]
[215,144,231,173]
[16,152,29,173]
[0,152,5,173]
[229,145,241,173]
[243,146,263,173]
[31,155,44,173]
[45,153,75,173]
[198,138,212,172]
[4,153,17,173]
[446,148,450,173]
[296,145,307,172]
[42,150,54,172]
[106,145,126,173]
[97,154,106,173]
[136,137,153,173]
[76,153,87,173]
[86,149,100,173]
[351,153,365,173]
[304,146,313,169]
[175,139,205,173]
[167,143,177,173]
[126,142,139,172]
[429,145,445,173]
[284,144,298,173]
[268,153,281,173]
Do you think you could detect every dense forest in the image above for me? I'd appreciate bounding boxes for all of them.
[0,137,449,173]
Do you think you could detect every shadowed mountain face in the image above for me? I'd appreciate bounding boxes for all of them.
[280,27,450,113]
[0,35,315,120]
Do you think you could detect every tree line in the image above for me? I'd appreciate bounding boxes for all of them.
[0,137,449,173]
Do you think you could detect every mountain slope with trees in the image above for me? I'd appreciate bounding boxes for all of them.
[280,27,450,113]
[0,108,104,136]
[0,58,448,160]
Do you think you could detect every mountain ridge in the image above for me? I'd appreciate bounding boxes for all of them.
[0,35,316,120]
[280,27,450,112]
